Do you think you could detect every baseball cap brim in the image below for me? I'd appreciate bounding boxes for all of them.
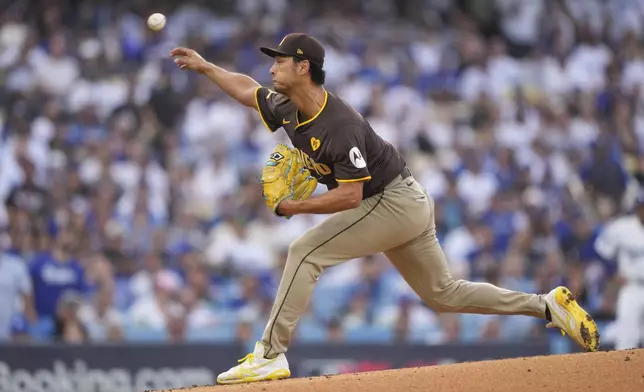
[259,47,292,58]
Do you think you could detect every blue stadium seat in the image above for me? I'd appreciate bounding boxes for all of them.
[549,333,574,354]
[186,322,238,342]
[345,325,393,343]
[408,324,443,344]
[28,317,55,342]
[295,318,327,343]
[311,286,352,322]
[185,328,219,342]
[459,314,496,342]
[498,316,537,342]
[123,325,168,342]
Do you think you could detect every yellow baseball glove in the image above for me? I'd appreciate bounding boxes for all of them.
[260,144,317,217]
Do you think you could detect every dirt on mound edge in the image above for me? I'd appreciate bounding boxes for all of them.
[153,349,644,392]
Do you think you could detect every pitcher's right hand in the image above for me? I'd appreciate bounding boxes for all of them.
[170,47,209,73]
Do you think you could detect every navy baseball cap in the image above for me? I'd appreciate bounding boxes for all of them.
[260,33,325,68]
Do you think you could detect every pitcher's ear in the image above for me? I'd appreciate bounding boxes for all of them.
[299,60,310,75]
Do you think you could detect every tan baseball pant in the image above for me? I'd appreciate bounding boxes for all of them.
[260,172,547,358]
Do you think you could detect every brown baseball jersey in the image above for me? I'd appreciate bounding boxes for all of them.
[254,87,406,199]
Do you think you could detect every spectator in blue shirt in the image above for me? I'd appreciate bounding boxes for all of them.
[481,191,526,254]
[29,227,88,319]
[581,137,628,208]
[558,213,601,264]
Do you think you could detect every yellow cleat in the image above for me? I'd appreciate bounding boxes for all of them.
[217,342,291,385]
[545,286,600,352]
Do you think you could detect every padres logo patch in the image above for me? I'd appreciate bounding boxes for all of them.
[311,137,321,151]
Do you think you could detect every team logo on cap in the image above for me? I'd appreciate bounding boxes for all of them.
[297,49,303,55]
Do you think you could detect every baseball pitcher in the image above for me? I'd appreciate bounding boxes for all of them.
[594,191,644,350]
[170,33,600,385]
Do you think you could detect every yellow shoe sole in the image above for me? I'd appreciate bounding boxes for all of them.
[217,369,291,385]
[554,286,601,352]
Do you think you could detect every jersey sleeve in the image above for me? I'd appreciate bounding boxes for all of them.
[254,86,290,132]
[330,121,372,183]
[594,220,621,260]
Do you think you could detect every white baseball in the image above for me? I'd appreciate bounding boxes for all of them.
[147,13,166,31]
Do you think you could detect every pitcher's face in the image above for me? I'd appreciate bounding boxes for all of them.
[270,56,304,94]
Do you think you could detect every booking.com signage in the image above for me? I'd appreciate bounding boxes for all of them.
[0,342,550,392]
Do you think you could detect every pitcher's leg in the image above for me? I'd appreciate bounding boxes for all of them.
[384,178,599,351]
[261,193,401,358]
[385,210,547,319]
[260,235,324,359]
[217,193,400,385]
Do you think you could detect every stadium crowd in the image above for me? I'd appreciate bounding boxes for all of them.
[1,0,643,348]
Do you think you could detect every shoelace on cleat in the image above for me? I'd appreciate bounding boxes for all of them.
[238,353,255,364]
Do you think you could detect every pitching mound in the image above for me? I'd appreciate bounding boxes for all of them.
[155,349,644,392]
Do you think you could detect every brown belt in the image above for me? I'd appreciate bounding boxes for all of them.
[365,166,413,199]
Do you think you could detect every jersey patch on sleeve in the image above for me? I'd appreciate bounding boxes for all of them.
[349,147,367,169]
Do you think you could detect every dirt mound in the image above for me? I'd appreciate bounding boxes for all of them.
[155,349,644,392]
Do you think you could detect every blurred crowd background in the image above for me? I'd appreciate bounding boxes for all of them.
[1,0,643,348]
